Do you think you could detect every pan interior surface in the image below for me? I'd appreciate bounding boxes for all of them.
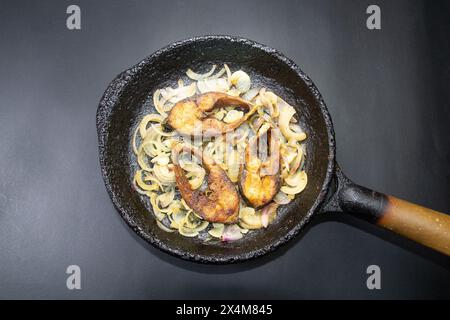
[97,36,335,263]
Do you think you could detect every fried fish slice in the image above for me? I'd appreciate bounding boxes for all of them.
[171,143,240,224]
[239,127,281,208]
[166,92,256,136]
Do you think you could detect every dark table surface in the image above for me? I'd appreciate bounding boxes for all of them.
[0,0,449,299]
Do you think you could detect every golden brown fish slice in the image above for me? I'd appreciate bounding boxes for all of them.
[171,143,240,224]
[166,92,257,136]
[239,128,281,208]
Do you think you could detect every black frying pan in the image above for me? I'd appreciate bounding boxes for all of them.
[97,36,450,263]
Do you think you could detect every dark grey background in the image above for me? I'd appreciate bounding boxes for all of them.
[0,0,449,299]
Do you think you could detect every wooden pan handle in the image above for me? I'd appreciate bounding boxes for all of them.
[339,183,450,256]
[378,196,450,255]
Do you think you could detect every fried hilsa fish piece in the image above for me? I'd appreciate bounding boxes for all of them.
[166,92,256,136]
[171,143,240,224]
[239,127,281,208]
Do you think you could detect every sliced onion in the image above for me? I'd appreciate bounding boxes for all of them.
[240,207,264,229]
[258,90,279,117]
[285,148,298,164]
[226,88,241,97]
[137,145,152,171]
[281,145,297,166]
[214,109,226,120]
[164,83,197,104]
[179,159,202,171]
[161,138,176,152]
[186,170,205,190]
[186,64,216,81]
[180,160,206,189]
[157,221,175,233]
[238,221,254,230]
[134,171,159,191]
[285,169,305,187]
[223,110,244,124]
[261,202,279,228]
[224,64,232,86]
[273,191,291,205]
[132,180,149,195]
[263,91,278,104]
[187,220,209,233]
[149,193,168,221]
[132,126,139,155]
[153,163,175,185]
[139,114,164,139]
[208,67,226,80]
[197,78,229,93]
[170,210,188,228]
[151,153,170,166]
[278,99,306,141]
[157,188,175,208]
[162,103,174,112]
[289,123,303,133]
[238,226,249,234]
[167,200,182,214]
[222,225,243,242]
[289,145,304,175]
[281,170,307,195]
[179,226,200,237]
[226,150,240,183]
[208,223,225,238]
[150,124,175,137]
[141,127,164,158]
[242,88,259,102]
[153,89,168,117]
[251,116,265,133]
[143,172,163,189]
[231,70,251,93]
[181,198,192,211]
[235,123,250,144]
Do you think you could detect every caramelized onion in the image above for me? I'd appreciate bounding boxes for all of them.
[186,64,217,80]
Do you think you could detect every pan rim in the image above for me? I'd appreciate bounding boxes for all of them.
[97,35,336,264]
